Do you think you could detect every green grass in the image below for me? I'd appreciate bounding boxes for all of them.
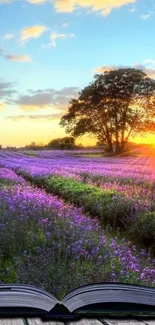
[75,153,104,158]
[0,179,16,187]
[129,211,155,249]
[16,171,134,231]
[22,151,39,157]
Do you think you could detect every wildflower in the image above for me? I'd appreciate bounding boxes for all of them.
[141,273,145,280]
[111,273,116,279]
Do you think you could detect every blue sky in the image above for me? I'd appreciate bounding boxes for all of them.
[0,0,155,146]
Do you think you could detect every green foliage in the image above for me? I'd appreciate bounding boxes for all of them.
[98,196,134,229]
[44,175,133,229]
[77,153,104,158]
[0,259,17,283]
[24,142,45,150]
[15,169,155,252]
[60,68,155,154]
[22,151,39,157]
[130,212,155,250]
[47,136,76,149]
[0,179,16,187]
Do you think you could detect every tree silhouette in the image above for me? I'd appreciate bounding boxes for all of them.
[60,68,155,154]
[47,136,75,149]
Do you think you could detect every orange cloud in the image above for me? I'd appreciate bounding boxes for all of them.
[143,69,155,79]
[93,64,155,79]
[7,113,63,121]
[94,65,114,73]
[20,25,48,43]
[5,54,32,62]
[1,0,137,16]
[17,104,49,112]
[54,0,136,15]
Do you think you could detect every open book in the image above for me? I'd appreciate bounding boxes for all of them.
[0,282,155,320]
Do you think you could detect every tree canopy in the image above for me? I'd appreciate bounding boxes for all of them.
[47,136,75,149]
[60,68,155,154]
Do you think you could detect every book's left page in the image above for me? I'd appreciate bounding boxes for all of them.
[0,286,57,312]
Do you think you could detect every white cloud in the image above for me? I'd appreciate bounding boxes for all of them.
[42,32,74,48]
[144,59,155,66]
[27,0,46,2]
[50,33,67,47]
[0,0,13,3]
[42,43,51,49]
[129,6,136,12]
[62,23,69,28]
[140,10,154,20]
[2,33,14,40]
[140,14,151,20]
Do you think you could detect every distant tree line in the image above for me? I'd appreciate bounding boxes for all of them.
[23,137,83,150]
[0,140,154,153]
[0,145,18,151]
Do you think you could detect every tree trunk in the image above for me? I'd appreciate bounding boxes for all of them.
[115,142,125,154]
[115,142,120,154]
[105,143,113,154]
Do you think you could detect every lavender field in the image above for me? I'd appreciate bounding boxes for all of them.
[0,149,155,299]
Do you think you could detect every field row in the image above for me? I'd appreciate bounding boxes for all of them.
[0,150,154,185]
[13,168,155,253]
[1,165,155,299]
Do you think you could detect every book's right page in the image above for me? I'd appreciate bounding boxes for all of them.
[62,284,155,315]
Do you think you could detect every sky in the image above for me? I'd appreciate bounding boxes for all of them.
[0,0,155,147]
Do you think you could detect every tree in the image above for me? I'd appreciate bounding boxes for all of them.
[24,141,45,150]
[47,136,75,149]
[60,68,155,154]
[25,141,37,150]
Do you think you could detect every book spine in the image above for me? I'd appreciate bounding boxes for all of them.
[41,313,79,320]
[41,303,78,320]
